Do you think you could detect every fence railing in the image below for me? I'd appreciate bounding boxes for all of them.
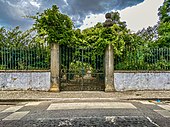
[0,45,50,70]
[0,45,170,71]
[115,48,170,70]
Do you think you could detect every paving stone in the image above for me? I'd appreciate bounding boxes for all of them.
[25,102,42,106]
[0,105,11,112]
[158,105,170,110]
[154,110,170,118]
[2,111,30,121]
[47,102,137,110]
[2,106,23,113]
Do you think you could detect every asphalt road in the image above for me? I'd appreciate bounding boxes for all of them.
[0,100,170,127]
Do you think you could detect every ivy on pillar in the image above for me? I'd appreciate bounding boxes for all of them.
[104,13,116,92]
[50,43,60,92]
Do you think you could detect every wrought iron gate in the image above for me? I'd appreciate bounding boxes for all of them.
[60,45,105,91]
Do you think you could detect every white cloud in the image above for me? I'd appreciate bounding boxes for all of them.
[63,0,68,6]
[119,0,164,32]
[79,13,105,30]
[30,0,41,8]
[80,0,164,32]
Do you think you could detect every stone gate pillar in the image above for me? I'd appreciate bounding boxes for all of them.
[50,43,60,92]
[104,13,116,92]
[105,44,115,92]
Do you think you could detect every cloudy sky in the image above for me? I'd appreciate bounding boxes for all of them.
[0,0,164,32]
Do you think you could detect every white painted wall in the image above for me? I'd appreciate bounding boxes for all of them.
[0,72,50,91]
[115,73,170,91]
[0,72,170,91]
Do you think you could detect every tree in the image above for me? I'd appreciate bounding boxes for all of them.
[0,26,35,48]
[157,22,170,47]
[157,0,170,47]
[137,26,158,42]
[0,27,6,47]
[0,26,50,70]
[158,0,170,23]
[110,12,127,29]
[30,5,74,44]
[77,12,131,56]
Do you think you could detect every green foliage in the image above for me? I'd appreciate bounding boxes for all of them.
[70,61,93,75]
[71,21,129,57]
[30,5,74,44]
[136,26,158,43]
[158,0,170,23]
[99,25,127,55]
[115,48,170,70]
[0,26,35,48]
[157,22,170,47]
[0,26,50,70]
[157,0,170,48]
[0,4,170,71]
[111,12,127,29]
[0,45,50,70]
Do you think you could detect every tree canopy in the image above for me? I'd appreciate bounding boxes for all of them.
[157,0,170,47]
[30,5,74,44]
[0,26,35,48]
[0,4,170,71]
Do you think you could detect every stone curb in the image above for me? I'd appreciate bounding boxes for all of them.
[0,97,170,103]
[0,98,119,102]
[0,98,130,103]
[0,98,51,102]
[126,98,170,101]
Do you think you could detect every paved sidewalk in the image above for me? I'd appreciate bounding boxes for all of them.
[0,90,170,102]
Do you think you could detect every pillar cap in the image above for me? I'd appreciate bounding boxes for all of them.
[105,13,112,19]
[104,13,113,27]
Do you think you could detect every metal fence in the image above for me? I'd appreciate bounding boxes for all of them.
[1,45,170,71]
[115,48,170,70]
[0,45,50,70]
